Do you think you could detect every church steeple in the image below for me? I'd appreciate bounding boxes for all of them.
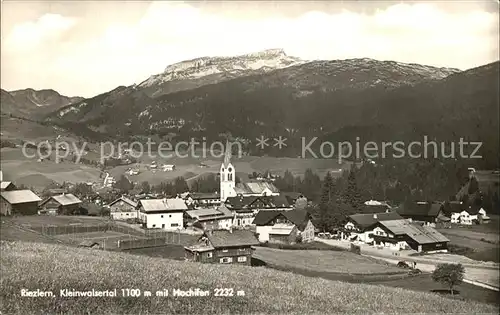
[220,141,236,202]
[223,141,232,168]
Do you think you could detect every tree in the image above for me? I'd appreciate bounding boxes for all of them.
[114,175,133,193]
[431,263,465,295]
[342,168,363,210]
[140,181,151,194]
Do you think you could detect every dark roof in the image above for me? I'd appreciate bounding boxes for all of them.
[189,192,219,200]
[206,229,259,248]
[253,210,283,225]
[225,196,259,211]
[282,209,311,231]
[359,204,391,214]
[259,195,291,208]
[441,201,465,216]
[348,212,404,230]
[109,196,138,208]
[281,192,304,202]
[395,202,442,218]
[465,205,481,215]
[253,209,312,231]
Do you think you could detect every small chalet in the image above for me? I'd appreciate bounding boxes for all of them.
[184,205,233,230]
[395,201,450,227]
[108,196,138,220]
[185,192,221,209]
[137,198,187,230]
[373,219,449,253]
[224,195,293,228]
[184,229,259,265]
[253,209,315,244]
[0,190,42,215]
[39,193,82,215]
[0,181,17,192]
[341,212,403,243]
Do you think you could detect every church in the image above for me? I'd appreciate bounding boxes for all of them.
[219,143,280,203]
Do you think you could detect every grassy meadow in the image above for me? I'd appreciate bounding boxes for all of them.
[1,241,498,314]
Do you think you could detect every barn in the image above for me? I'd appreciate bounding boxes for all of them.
[0,190,42,216]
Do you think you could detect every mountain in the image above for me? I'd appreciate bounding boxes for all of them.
[1,88,84,119]
[48,50,460,137]
[137,48,305,98]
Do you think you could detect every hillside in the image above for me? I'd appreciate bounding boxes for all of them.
[1,88,83,120]
[1,241,497,314]
[47,52,460,140]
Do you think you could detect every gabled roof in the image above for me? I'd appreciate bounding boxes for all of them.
[0,181,15,190]
[259,195,291,208]
[234,181,280,195]
[395,202,442,218]
[348,212,403,230]
[441,201,465,215]
[185,207,232,221]
[253,210,283,225]
[225,195,291,211]
[50,194,82,206]
[206,229,259,248]
[1,190,42,204]
[379,220,449,244]
[225,196,259,210]
[139,198,187,212]
[253,209,312,231]
[109,196,137,208]
[188,192,219,200]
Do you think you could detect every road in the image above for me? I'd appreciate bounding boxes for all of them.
[317,238,500,291]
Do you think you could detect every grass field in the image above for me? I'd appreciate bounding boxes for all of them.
[437,217,500,263]
[253,247,405,275]
[1,241,497,315]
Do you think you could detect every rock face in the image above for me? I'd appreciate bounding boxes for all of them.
[137,48,306,97]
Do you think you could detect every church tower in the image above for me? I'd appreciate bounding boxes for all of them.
[220,141,236,202]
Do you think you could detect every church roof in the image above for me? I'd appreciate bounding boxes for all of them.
[234,181,280,195]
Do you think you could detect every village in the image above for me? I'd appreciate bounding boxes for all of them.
[1,143,497,273]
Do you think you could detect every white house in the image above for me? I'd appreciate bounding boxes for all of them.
[137,198,187,230]
[341,212,404,243]
[253,209,315,244]
[451,206,489,225]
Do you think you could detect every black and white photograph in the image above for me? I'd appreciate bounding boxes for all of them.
[0,0,499,314]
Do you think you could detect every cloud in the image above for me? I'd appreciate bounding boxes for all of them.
[3,13,78,52]
[1,2,498,97]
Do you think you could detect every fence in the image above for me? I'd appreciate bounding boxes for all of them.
[35,224,109,236]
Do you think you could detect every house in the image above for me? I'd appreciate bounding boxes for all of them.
[224,195,293,227]
[108,196,138,220]
[184,229,259,265]
[185,192,221,209]
[184,205,233,230]
[137,198,187,230]
[340,212,404,243]
[394,201,449,227]
[0,190,42,215]
[253,209,315,244]
[39,193,82,215]
[374,219,449,253]
[0,181,17,192]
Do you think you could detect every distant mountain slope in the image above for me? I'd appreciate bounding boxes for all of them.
[1,88,83,119]
[49,52,460,139]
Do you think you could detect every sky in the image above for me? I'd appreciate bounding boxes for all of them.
[1,1,499,98]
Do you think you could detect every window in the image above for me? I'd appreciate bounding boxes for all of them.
[162,224,165,228]
[152,224,156,228]
[238,248,246,252]
[237,256,247,262]
[126,213,129,216]
[220,257,232,264]
[161,215,164,218]
[169,214,172,218]
[171,223,179,227]
[207,252,213,258]
[222,249,229,253]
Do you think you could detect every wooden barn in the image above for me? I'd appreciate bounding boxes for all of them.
[184,229,259,265]
[108,196,138,220]
[39,193,82,215]
[0,190,42,216]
